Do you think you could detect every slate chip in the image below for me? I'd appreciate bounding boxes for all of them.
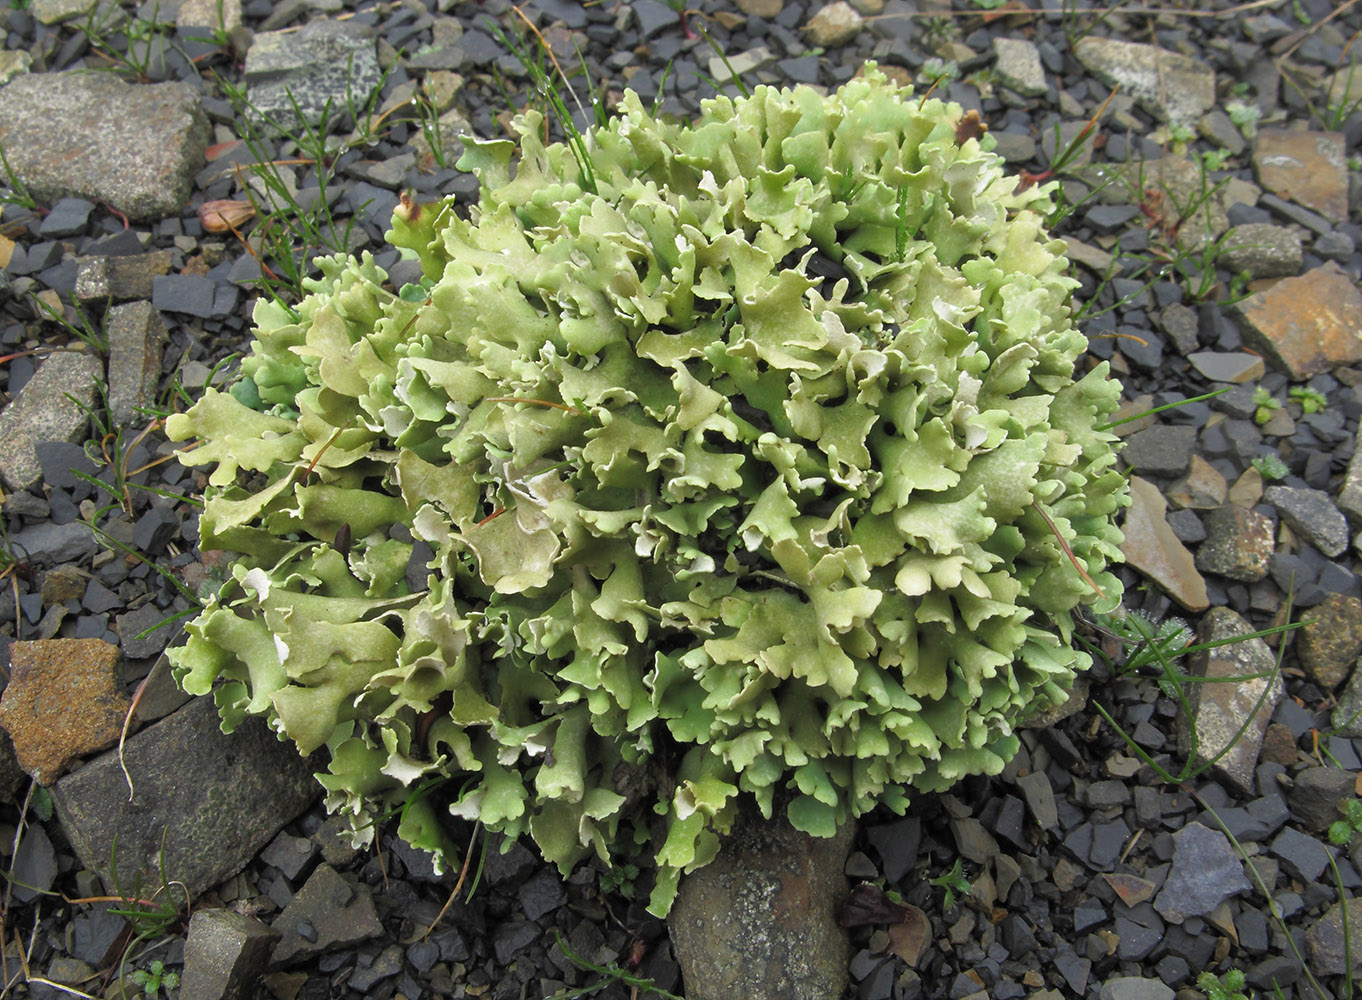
[866,817,921,883]
[1270,826,1330,883]
[1154,822,1251,922]
[152,273,217,318]
[1089,818,1131,870]
[38,197,94,237]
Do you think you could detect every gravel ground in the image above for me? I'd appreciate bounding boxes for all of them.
[2,0,1362,998]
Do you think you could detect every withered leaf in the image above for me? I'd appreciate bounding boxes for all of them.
[841,881,910,927]
[198,199,256,233]
[954,109,989,145]
[886,903,931,967]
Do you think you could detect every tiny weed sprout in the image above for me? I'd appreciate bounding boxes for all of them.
[929,858,972,910]
[1197,969,1250,1000]
[1253,387,1282,425]
[1226,101,1262,138]
[1251,453,1289,481]
[1289,385,1327,414]
[130,959,180,999]
[1329,798,1362,847]
[166,67,1128,916]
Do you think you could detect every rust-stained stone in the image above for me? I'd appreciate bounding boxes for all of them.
[1195,505,1274,582]
[1178,607,1283,796]
[1169,455,1228,509]
[0,639,129,785]
[1254,129,1349,223]
[1297,593,1362,690]
[1233,263,1362,379]
[1121,476,1210,612]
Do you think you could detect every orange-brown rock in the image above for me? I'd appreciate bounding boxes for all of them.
[1120,476,1209,612]
[1255,129,1349,222]
[1233,263,1362,379]
[0,639,130,784]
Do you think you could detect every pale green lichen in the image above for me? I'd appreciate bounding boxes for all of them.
[166,66,1127,916]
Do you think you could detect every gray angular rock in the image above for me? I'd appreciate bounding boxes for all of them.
[244,19,381,135]
[75,251,174,303]
[31,0,95,24]
[0,350,101,491]
[1305,898,1362,978]
[1270,826,1330,883]
[1287,766,1356,832]
[10,823,57,904]
[270,864,385,966]
[1296,593,1362,689]
[1073,37,1214,124]
[1264,484,1350,557]
[1177,607,1283,794]
[51,697,321,901]
[1195,505,1274,582]
[1220,223,1303,279]
[1153,822,1251,923]
[1121,424,1196,477]
[1186,351,1265,384]
[0,73,209,222]
[1332,662,1362,737]
[669,805,855,1000]
[180,908,280,1000]
[803,2,862,47]
[1015,770,1058,831]
[1099,977,1173,1000]
[7,520,97,566]
[992,38,1047,97]
[106,301,167,429]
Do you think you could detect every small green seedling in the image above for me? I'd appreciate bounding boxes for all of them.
[1288,386,1327,414]
[1201,148,1232,171]
[1226,101,1262,138]
[1251,454,1289,480]
[1328,798,1362,846]
[1168,122,1196,145]
[1197,969,1250,1000]
[920,58,959,84]
[929,859,972,910]
[1253,387,1281,425]
[130,960,180,998]
[599,862,640,899]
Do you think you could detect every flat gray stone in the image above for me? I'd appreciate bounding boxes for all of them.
[1177,607,1282,795]
[51,697,321,901]
[1264,484,1350,557]
[0,73,209,222]
[0,350,101,491]
[1186,351,1265,384]
[244,19,381,135]
[1074,37,1215,124]
[0,51,32,85]
[1195,505,1274,582]
[1121,424,1196,477]
[270,864,383,966]
[1305,898,1362,978]
[992,38,1047,97]
[670,805,855,1000]
[1099,978,1173,1000]
[31,0,96,24]
[1332,662,1362,737]
[1153,822,1251,923]
[1221,223,1303,279]
[180,908,280,1000]
[106,301,167,428]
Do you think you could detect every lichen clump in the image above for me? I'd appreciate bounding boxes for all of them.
[167,67,1127,915]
